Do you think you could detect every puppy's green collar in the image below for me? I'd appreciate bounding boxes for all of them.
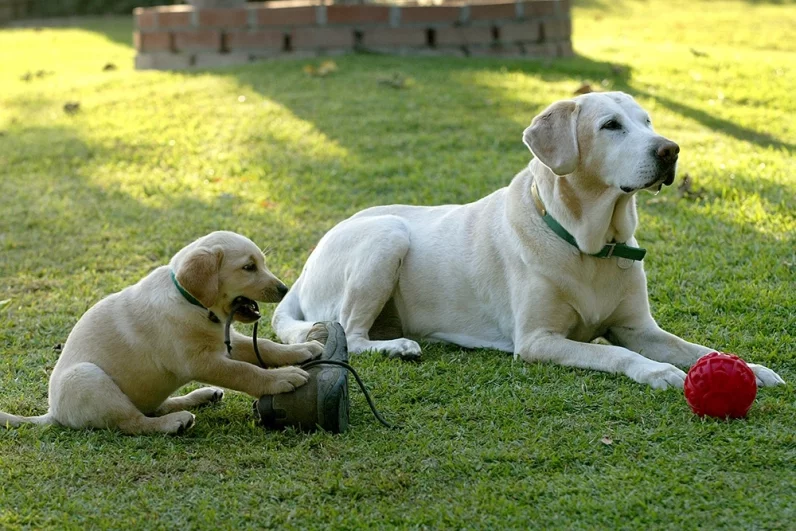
[531,182,647,262]
[170,269,206,309]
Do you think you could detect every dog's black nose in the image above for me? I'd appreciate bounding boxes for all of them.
[656,140,680,163]
[277,283,289,298]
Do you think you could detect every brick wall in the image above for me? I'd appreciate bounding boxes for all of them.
[134,0,573,70]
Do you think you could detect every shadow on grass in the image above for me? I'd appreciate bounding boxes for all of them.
[625,87,795,153]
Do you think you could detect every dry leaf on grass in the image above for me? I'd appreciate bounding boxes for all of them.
[677,173,706,200]
[63,102,81,114]
[574,83,593,95]
[304,60,338,77]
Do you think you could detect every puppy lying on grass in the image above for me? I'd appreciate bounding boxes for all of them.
[1,231,323,435]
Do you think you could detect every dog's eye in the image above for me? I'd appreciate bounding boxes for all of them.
[645,118,652,126]
[242,263,257,272]
[601,120,622,131]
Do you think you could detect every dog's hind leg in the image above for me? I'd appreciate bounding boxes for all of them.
[51,362,195,435]
[334,216,421,359]
[154,387,224,415]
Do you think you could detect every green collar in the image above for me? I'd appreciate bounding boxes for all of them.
[531,182,646,262]
[170,269,206,309]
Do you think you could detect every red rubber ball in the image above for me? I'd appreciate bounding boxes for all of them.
[684,352,757,418]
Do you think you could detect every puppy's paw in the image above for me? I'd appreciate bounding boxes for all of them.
[295,340,325,362]
[747,364,786,387]
[633,362,686,390]
[204,387,224,404]
[264,366,310,395]
[165,411,196,435]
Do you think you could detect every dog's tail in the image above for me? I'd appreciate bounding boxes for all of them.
[272,282,316,344]
[0,411,55,428]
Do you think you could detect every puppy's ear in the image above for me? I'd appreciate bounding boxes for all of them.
[176,247,224,308]
[523,100,580,176]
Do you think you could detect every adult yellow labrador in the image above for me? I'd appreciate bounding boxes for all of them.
[273,92,784,389]
[1,231,322,434]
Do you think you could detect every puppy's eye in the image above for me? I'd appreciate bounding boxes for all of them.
[242,263,257,272]
[645,118,652,126]
[601,119,622,131]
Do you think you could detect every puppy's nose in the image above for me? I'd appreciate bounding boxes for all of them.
[656,140,680,163]
[276,283,289,298]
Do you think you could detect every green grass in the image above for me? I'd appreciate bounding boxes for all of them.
[1,0,794,528]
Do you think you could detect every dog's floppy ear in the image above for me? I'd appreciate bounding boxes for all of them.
[523,100,580,176]
[176,246,224,308]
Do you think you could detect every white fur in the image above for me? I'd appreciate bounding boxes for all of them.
[272,93,785,389]
[1,231,323,434]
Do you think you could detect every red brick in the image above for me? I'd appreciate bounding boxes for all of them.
[500,21,540,43]
[135,9,157,31]
[326,5,390,25]
[254,5,316,26]
[436,26,494,47]
[198,8,247,28]
[362,28,427,48]
[469,2,516,21]
[521,1,555,17]
[227,29,284,51]
[134,31,172,53]
[399,6,461,24]
[159,10,192,29]
[291,27,354,50]
[174,30,221,52]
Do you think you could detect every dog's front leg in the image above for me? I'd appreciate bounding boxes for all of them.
[228,328,323,367]
[192,353,310,397]
[516,329,688,389]
[607,320,786,387]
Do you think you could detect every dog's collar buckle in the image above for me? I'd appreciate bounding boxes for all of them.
[530,181,647,262]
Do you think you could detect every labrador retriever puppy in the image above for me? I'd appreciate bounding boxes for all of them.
[1,231,323,434]
[272,92,784,389]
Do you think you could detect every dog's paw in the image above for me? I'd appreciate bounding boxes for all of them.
[633,361,686,390]
[165,411,196,435]
[204,387,224,404]
[385,339,422,361]
[747,364,786,387]
[299,340,324,361]
[264,366,310,395]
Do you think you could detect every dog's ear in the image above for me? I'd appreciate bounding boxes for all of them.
[176,247,224,308]
[523,100,580,176]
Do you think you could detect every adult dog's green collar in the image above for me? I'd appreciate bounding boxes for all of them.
[170,269,206,309]
[531,182,646,262]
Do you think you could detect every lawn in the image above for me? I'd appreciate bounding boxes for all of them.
[0,0,794,528]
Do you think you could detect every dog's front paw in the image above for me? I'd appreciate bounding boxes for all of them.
[747,364,786,387]
[204,387,224,404]
[263,366,310,395]
[632,361,686,390]
[165,411,196,435]
[298,340,324,361]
